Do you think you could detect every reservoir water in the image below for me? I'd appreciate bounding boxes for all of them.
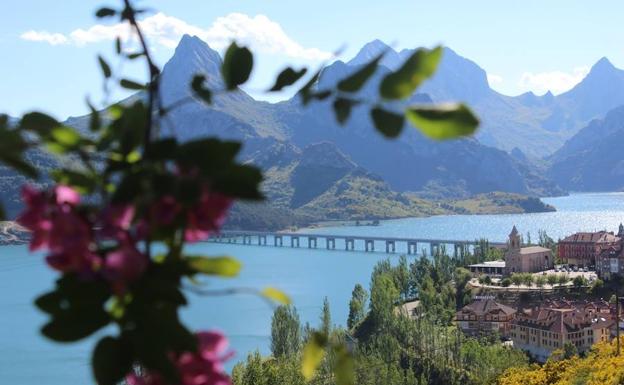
[2,192,624,384]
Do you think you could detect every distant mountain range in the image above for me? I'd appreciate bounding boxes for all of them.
[7,34,624,224]
[548,105,624,191]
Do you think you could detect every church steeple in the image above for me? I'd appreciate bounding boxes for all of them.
[618,223,624,237]
[508,225,521,250]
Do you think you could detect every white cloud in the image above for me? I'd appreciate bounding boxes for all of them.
[20,12,331,61]
[518,66,589,95]
[20,30,68,45]
[486,73,503,86]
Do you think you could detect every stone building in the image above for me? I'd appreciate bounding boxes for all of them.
[596,245,624,279]
[510,300,614,362]
[558,229,621,267]
[504,226,553,274]
[455,298,516,337]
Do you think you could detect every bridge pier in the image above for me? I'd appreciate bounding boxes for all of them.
[407,241,417,255]
[365,239,375,252]
[385,240,395,253]
[257,235,267,246]
[326,238,336,250]
[243,235,252,245]
[345,238,355,251]
[274,235,283,247]
[430,242,439,256]
[290,236,300,248]
[308,237,318,249]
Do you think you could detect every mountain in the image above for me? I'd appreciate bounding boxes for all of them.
[548,105,624,191]
[556,58,624,123]
[227,140,554,230]
[0,35,567,225]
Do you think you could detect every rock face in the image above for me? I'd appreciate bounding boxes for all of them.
[78,34,555,199]
[548,105,624,191]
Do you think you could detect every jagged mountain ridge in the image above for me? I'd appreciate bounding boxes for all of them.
[548,105,624,191]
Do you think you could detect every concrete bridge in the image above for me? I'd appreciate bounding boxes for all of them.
[208,230,506,256]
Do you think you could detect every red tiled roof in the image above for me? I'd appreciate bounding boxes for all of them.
[515,302,614,333]
[457,299,516,317]
[561,231,620,244]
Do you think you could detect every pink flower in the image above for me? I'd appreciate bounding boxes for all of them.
[104,242,148,284]
[125,331,233,385]
[46,251,101,274]
[55,185,80,205]
[151,195,181,226]
[185,190,232,242]
[99,204,135,240]
[17,185,97,274]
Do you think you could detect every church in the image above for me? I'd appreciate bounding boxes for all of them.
[504,226,553,275]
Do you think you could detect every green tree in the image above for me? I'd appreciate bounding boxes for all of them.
[521,273,534,287]
[395,255,411,299]
[370,273,399,330]
[573,275,588,289]
[320,297,332,336]
[271,305,301,359]
[563,341,578,359]
[547,274,558,287]
[510,273,523,289]
[454,267,472,309]
[347,284,368,330]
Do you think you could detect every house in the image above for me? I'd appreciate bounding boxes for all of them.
[468,260,505,277]
[509,301,614,362]
[504,226,553,274]
[455,298,516,337]
[596,245,624,279]
[558,228,621,267]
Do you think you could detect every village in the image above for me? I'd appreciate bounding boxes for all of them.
[451,224,624,362]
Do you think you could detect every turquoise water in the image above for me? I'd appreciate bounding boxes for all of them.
[1,192,624,384]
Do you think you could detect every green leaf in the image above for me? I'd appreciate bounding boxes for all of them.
[115,38,122,54]
[380,46,442,99]
[406,103,479,140]
[51,126,81,146]
[333,98,358,125]
[302,332,327,380]
[98,55,112,79]
[95,7,117,18]
[191,74,212,104]
[42,311,110,342]
[221,42,253,90]
[186,256,241,277]
[211,164,263,200]
[20,112,60,134]
[261,287,291,305]
[370,107,404,138]
[86,99,101,132]
[338,54,383,93]
[269,67,307,91]
[298,69,322,105]
[120,79,146,90]
[92,336,133,385]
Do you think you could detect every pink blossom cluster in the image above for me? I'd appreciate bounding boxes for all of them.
[146,187,232,242]
[17,184,232,289]
[17,185,147,288]
[126,331,233,385]
[18,185,99,274]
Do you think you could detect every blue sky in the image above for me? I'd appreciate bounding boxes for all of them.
[2,0,624,119]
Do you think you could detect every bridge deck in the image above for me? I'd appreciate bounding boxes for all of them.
[213,230,505,247]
